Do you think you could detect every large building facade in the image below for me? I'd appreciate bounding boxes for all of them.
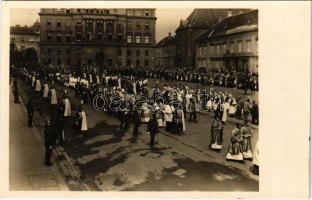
[175,9,249,69]
[39,8,156,67]
[155,32,176,68]
[196,10,258,72]
[10,21,40,56]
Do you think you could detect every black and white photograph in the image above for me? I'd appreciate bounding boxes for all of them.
[1,2,310,198]
[8,7,259,192]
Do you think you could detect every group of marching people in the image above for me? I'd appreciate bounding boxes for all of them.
[18,67,89,136]
[13,64,258,165]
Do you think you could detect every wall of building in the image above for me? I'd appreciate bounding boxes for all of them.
[155,44,175,68]
[39,8,156,67]
[196,31,258,72]
[175,29,206,69]
[10,34,40,58]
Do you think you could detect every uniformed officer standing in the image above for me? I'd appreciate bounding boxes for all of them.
[44,120,56,166]
[26,99,34,127]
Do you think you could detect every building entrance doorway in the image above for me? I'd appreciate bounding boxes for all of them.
[87,58,92,65]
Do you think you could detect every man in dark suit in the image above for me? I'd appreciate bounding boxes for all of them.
[26,99,34,127]
[132,108,141,139]
[250,101,259,125]
[147,113,159,149]
[44,120,57,166]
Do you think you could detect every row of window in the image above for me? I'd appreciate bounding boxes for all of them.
[47,57,150,67]
[127,35,150,44]
[46,48,150,57]
[46,32,151,43]
[52,9,151,16]
[199,38,258,57]
[11,37,38,43]
[46,19,151,32]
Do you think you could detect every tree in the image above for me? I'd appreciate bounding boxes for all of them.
[23,48,38,63]
[10,43,23,66]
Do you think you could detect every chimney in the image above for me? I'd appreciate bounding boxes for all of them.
[227,9,232,17]
[168,32,172,37]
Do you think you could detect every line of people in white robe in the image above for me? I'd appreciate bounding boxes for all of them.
[28,71,88,133]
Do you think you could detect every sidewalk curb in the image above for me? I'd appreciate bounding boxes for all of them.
[16,86,69,191]
[17,81,90,191]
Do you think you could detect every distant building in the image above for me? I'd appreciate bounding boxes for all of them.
[10,21,40,56]
[155,32,176,68]
[39,8,156,67]
[175,9,250,69]
[196,9,258,72]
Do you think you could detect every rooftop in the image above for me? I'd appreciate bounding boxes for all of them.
[156,34,176,47]
[176,9,251,32]
[197,9,258,41]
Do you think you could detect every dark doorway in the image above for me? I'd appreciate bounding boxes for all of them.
[87,58,92,65]
[95,51,104,65]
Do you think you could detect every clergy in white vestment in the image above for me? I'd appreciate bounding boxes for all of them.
[43,83,49,98]
[31,76,36,88]
[63,97,71,117]
[79,107,88,132]
[35,79,41,92]
[50,88,58,105]
[222,100,230,122]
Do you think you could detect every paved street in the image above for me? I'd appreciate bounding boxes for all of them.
[16,79,258,191]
